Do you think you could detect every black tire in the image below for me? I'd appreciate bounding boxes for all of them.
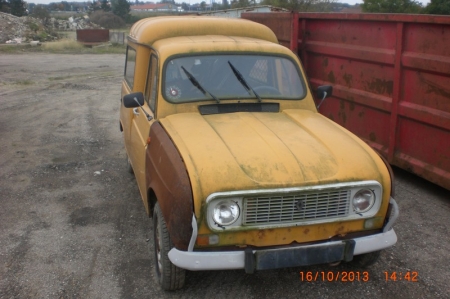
[126,155,134,174]
[153,203,186,290]
[350,251,381,268]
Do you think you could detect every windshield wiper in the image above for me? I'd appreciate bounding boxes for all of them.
[227,61,261,102]
[181,66,220,103]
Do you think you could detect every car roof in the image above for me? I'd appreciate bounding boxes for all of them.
[153,35,295,61]
[128,16,278,46]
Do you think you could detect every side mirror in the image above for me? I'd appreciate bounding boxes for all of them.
[123,92,153,121]
[123,92,144,108]
[316,85,333,109]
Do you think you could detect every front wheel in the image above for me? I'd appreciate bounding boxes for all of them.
[153,202,186,290]
[350,251,381,268]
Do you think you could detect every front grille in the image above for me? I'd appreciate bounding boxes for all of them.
[243,190,350,225]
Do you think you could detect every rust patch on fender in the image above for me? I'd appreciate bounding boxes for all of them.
[146,122,193,251]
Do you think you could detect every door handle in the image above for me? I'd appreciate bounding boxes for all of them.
[133,108,139,116]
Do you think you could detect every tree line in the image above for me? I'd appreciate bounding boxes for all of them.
[361,0,450,14]
[208,0,450,14]
[1,0,449,18]
[0,0,131,21]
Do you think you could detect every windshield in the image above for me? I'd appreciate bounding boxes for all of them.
[163,54,306,103]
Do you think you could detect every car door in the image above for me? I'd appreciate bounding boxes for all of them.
[121,46,137,149]
[128,54,158,200]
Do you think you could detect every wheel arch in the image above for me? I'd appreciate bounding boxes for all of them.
[147,188,157,217]
[145,122,194,251]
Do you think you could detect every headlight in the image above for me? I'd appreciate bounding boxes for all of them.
[352,189,375,213]
[212,200,240,226]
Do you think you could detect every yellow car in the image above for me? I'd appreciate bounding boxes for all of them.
[119,16,398,290]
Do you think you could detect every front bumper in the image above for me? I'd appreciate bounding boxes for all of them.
[168,197,399,271]
[168,228,397,271]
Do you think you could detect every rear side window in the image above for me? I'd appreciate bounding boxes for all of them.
[125,47,136,88]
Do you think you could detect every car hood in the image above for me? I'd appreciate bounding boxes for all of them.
[159,109,385,207]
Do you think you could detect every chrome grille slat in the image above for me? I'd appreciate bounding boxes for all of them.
[243,190,351,225]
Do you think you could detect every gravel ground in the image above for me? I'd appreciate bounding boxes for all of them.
[0,53,449,299]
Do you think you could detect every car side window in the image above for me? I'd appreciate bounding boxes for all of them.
[125,47,136,88]
[145,55,158,112]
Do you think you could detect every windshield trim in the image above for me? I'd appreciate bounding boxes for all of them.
[161,52,307,104]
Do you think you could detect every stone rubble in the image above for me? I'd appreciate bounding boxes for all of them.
[56,15,101,31]
[0,12,102,44]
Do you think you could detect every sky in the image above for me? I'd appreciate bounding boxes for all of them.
[28,0,431,7]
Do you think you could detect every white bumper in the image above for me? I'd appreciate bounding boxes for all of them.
[168,228,397,271]
[170,197,399,271]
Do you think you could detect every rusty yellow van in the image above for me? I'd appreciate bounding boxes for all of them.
[119,16,398,290]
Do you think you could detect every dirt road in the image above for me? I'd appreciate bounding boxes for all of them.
[0,54,449,298]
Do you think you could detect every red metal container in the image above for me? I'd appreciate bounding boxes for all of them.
[242,12,450,190]
[76,29,110,45]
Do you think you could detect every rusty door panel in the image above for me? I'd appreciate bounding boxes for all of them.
[242,12,450,190]
[146,122,194,250]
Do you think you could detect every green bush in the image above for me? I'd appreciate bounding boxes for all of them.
[89,11,125,29]
[38,32,49,40]
[125,14,141,24]
[27,21,40,32]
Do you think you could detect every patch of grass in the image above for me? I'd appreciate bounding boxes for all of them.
[42,39,85,52]
[89,43,127,54]
[15,80,34,85]
[0,43,46,54]
[42,39,126,54]
[48,75,73,81]
[0,41,127,54]
[0,45,24,53]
